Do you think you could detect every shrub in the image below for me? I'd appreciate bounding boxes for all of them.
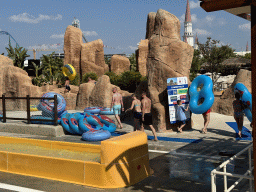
[119,71,142,93]
[82,72,98,83]
[140,76,147,82]
[32,76,45,87]
[104,71,120,86]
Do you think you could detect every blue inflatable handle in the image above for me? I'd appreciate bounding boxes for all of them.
[189,75,214,114]
[234,83,252,122]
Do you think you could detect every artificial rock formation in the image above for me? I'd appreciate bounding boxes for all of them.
[212,69,251,116]
[0,55,44,110]
[64,26,108,79]
[64,25,83,77]
[137,39,149,76]
[145,12,156,39]
[110,55,130,75]
[81,39,108,77]
[146,9,194,132]
[76,83,96,110]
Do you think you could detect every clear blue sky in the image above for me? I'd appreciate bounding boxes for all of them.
[0,0,251,60]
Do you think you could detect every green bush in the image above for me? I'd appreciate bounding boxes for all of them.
[32,76,45,87]
[104,71,120,86]
[82,72,98,83]
[119,71,142,93]
[140,76,147,82]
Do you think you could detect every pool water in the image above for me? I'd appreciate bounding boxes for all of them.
[0,143,101,162]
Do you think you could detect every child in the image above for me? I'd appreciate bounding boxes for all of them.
[233,92,246,138]
[176,100,189,133]
[64,77,71,93]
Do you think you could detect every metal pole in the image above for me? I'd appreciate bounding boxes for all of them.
[211,171,217,192]
[249,148,253,192]
[251,2,256,192]
[224,165,228,192]
[27,95,30,124]
[54,95,58,126]
[2,95,6,123]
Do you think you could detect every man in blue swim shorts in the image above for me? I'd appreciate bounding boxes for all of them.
[110,87,124,129]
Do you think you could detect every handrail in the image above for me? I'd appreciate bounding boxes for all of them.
[211,143,254,192]
[215,144,252,171]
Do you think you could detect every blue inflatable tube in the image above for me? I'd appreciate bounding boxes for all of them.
[84,107,102,114]
[101,124,116,133]
[99,108,114,115]
[84,114,104,128]
[61,113,76,134]
[96,115,116,132]
[78,117,101,132]
[82,129,111,141]
[234,83,252,122]
[189,75,215,114]
[31,115,54,125]
[69,113,84,135]
[38,92,66,117]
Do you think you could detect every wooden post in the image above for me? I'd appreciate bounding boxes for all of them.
[2,95,6,123]
[251,2,256,190]
[54,95,58,126]
[27,95,31,124]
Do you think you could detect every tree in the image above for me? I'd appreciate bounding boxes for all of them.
[5,43,29,69]
[190,49,204,81]
[128,53,137,71]
[198,37,236,85]
[243,53,251,59]
[41,52,63,85]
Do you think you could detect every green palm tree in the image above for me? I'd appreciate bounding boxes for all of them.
[5,43,29,69]
[41,52,63,85]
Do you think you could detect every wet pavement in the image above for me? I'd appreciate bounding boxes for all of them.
[0,112,253,191]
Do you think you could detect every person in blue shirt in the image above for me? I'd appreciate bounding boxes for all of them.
[176,100,189,133]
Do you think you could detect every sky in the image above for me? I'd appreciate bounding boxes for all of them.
[0,0,251,60]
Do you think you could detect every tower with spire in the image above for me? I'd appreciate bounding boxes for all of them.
[194,33,199,50]
[183,0,194,48]
[246,41,249,52]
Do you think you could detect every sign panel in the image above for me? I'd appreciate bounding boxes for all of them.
[167,77,190,124]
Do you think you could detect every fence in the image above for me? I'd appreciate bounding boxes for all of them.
[211,143,254,192]
[0,95,58,125]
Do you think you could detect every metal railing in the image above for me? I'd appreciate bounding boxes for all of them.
[211,143,254,192]
[0,95,58,125]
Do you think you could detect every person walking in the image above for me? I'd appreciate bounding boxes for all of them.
[64,77,71,93]
[110,87,124,129]
[125,94,143,131]
[176,100,189,133]
[233,92,246,138]
[141,92,158,141]
[202,108,211,134]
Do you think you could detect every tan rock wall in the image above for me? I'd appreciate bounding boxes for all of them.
[146,9,193,132]
[145,12,156,39]
[64,25,83,78]
[80,39,108,77]
[137,39,149,76]
[110,55,130,75]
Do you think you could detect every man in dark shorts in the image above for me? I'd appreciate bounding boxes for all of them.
[141,92,158,141]
[64,77,71,93]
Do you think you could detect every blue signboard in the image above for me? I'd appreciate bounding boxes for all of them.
[167,77,190,124]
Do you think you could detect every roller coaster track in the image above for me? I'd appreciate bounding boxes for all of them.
[82,34,88,43]
[0,31,19,48]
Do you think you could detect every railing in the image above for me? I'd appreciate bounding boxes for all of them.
[211,143,254,192]
[0,95,58,125]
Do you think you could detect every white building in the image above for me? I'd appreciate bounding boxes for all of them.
[183,0,194,48]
